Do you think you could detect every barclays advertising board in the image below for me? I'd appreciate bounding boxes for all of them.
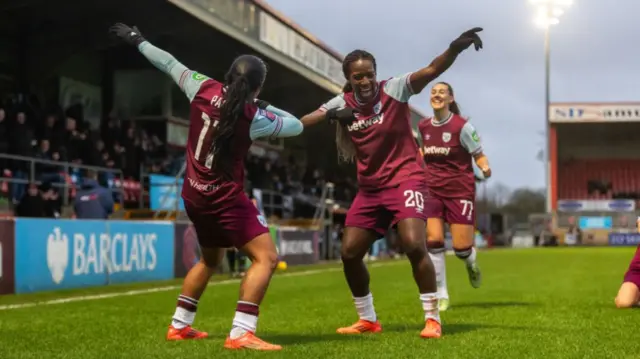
[149,174,185,211]
[14,219,174,293]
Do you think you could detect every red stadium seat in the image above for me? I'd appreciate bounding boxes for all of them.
[558,159,640,200]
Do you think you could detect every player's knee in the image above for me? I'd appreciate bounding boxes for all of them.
[615,295,636,308]
[341,244,362,262]
[253,249,279,271]
[427,239,446,255]
[454,246,473,260]
[402,237,428,260]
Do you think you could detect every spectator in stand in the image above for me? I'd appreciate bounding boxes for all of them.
[34,139,63,183]
[89,139,108,167]
[39,112,65,153]
[10,111,36,204]
[74,170,114,219]
[41,182,62,218]
[122,125,139,177]
[111,140,126,170]
[15,183,45,217]
[64,116,88,165]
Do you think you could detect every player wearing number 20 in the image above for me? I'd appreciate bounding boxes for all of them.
[110,23,303,351]
[300,28,484,339]
[417,82,492,311]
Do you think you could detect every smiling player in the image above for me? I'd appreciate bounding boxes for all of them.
[300,28,484,338]
[417,82,491,311]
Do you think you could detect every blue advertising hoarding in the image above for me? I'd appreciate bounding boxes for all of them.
[578,216,613,230]
[609,233,640,246]
[14,219,175,293]
[149,174,184,211]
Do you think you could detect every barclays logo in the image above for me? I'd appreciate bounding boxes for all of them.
[47,227,69,284]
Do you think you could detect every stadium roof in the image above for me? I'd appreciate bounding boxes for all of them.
[252,0,429,120]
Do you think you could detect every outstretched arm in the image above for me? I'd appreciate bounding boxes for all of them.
[250,105,303,140]
[408,27,483,95]
[300,94,347,127]
[137,41,206,102]
[408,49,459,95]
[109,24,205,101]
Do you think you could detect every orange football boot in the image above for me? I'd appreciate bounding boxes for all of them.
[224,332,282,351]
[420,318,442,338]
[166,325,209,341]
[336,319,382,334]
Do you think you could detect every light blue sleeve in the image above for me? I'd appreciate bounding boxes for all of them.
[319,94,346,112]
[383,72,414,103]
[137,41,208,102]
[460,122,483,155]
[250,106,303,140]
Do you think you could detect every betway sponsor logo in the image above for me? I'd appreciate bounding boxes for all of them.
[347,114,384,132]
[187,177,219,192]
[423,146,451,156]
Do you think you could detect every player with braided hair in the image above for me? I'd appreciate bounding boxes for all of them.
[300,28,484,339]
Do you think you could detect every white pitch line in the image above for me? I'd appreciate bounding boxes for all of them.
[0,261,401,311]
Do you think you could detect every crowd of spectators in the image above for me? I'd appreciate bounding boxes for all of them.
[0,94,356,217]
[245,154,356,203]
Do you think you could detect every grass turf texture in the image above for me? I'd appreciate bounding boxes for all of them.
[1,247,639,358]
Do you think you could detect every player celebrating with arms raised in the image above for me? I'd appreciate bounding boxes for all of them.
[300,28,483,339]
[417,82,491,311]
[110,23,303,351]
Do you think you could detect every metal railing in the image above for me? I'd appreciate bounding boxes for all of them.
[0,153,125,207]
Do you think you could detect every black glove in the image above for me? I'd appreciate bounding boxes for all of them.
[109,23,146,46]
[449,27,483,54]
[254,99,270,109]
[326,107,360,125]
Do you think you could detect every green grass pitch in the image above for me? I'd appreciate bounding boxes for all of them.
[1,247,639,359]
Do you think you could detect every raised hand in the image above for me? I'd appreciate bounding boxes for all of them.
[109,23,146,46]
[449,27,483,54]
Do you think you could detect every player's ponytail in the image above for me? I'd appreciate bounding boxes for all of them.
[211,55,267,173]
[342,82,352,93]
[449,101,461,115]
[213,75,251,169]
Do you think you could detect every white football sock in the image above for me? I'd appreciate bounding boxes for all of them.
[429,251,449,299]
[354,293,377,322]
[419,292,440,323]
[230,301,259,339]
[465,247,477,266]
[171,295,198,329]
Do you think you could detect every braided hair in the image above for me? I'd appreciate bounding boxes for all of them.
[210,55,267,172]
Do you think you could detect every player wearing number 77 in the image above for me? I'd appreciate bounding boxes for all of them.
[417,82,492,311]
[110,23,303,351]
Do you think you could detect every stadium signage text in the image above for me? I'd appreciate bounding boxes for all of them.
[557,199,635,212]
[14,219,174,293]
[549,103,640,123]
[608,233,640,246]
[259,12,344,85]
[71,232,158,277]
